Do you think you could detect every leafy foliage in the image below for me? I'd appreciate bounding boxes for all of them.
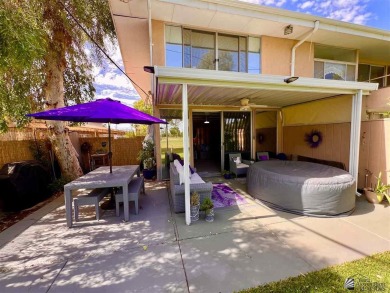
[138,139,156,170]
[133,99,152,136]
[48,176,72,194]
[190,192,200,206]
[372,172,390,203]
[200,197,214,213]
[0,0,115,132]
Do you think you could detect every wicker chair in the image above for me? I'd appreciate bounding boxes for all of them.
[229,153,253,177]
[169,163,213,213]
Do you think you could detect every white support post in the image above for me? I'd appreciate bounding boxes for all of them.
[220,111,224,172]
[276,110,283,154]
[182,83,191,225]
[349,90,363,192]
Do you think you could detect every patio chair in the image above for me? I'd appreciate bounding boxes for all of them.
[229,153,253,177]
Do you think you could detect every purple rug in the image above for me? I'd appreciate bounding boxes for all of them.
[211,183,247,208]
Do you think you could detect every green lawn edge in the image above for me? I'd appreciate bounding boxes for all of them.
[238,251,389,293]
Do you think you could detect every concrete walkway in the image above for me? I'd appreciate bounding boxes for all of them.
[0,179,389,292]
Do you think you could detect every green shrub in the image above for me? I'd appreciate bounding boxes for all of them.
[190,192,200,206]
[48,176,71,194]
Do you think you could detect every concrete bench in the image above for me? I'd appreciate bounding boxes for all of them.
[115,177,145,216]
[73,188,110,221]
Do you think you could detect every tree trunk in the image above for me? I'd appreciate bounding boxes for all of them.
[44,27,83,181]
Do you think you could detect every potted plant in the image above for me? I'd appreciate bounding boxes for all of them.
[222,170,234,179]
[200,197,214,222]
[364,172,390,204]
[137,140,156,179]
[190,191,200,223]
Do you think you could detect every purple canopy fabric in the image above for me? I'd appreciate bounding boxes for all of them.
[27,98,166,173]
[27,98,165,125]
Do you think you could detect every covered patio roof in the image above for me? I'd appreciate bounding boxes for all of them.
[149,66,378,225]
[152,66,378,108]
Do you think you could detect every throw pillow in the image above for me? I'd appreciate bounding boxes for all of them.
[259,155,269,161]
[233,157,241,164]
[178,159,195,174]
[172,153,181,161]
[174,159,191,184]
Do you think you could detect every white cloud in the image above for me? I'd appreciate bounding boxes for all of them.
[299,1,315,9]
[240,0,374,26]
[239,0,287,7]
[92,40,141,106]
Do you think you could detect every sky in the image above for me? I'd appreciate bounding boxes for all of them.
[93,0,390,107]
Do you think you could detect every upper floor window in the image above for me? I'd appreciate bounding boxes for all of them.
[358,64,389,88]
[165,25,261,74]
[314,44,357,81]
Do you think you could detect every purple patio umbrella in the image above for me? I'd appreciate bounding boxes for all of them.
[27,98,166,173]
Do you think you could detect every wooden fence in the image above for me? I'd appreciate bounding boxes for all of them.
[0,136,145,170]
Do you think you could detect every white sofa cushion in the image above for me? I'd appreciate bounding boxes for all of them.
[236,163,249,169]
[174,159,192,185]
[190,173,205,184]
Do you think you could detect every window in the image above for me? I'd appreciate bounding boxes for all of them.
[358,64,388,88]
[165,26,183,67]
[248,37,261,74]
[184,29,215,69]
[165,25,261,74]
[314,44,357,81]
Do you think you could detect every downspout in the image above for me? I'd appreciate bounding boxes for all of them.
[147,0,153,97]
[291,20,319,76]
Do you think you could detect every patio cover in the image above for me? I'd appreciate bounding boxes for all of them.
[149,66,378,225]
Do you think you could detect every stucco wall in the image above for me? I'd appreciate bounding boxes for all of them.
[261,36,314,77]
[281,95,390,187]
[152,20,165,66]
[114,17,152,97]
[255,111,277,154]
[283,123,351,171]
[282,95,353,126]
[365,87,390,110]
[255,111,276,128]
[359,119,390,187]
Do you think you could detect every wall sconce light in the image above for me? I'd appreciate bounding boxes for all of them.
[284,76,299,84]
[143,66,155,74]
[284,25,293,35]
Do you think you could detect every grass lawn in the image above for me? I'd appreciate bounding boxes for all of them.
[160,136,184,160]
[239,251,389,293]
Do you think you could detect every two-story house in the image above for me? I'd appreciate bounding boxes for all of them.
[108,0,389,194]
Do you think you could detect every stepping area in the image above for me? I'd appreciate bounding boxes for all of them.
[0,179,388,292]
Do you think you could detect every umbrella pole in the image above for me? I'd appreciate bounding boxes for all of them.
[108,122,112,173]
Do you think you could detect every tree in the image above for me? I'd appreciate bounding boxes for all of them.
[0,0,115,180]
[169,126,181,137]
[133,99,152,136]
[197,51,234,71]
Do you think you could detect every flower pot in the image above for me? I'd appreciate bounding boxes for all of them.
[142,169,155,180]
[205,208,214,222]
[364,189,384,204]
[190,204,200,223]
[224,174,232,179]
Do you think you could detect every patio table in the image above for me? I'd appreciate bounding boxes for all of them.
[64,165,140,227]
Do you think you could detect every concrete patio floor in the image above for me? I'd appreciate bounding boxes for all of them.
[0,179,389,292]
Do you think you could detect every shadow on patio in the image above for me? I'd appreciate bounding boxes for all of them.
[0,179,388,292]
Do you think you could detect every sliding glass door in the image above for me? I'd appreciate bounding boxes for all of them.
[223,112,251,170]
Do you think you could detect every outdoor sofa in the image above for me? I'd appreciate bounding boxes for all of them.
[247,160,356,217]
[169,161,213,213]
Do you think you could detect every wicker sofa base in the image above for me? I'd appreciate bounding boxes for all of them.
[169,163,213,213]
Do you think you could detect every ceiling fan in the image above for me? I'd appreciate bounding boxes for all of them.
[239,98,255,111]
